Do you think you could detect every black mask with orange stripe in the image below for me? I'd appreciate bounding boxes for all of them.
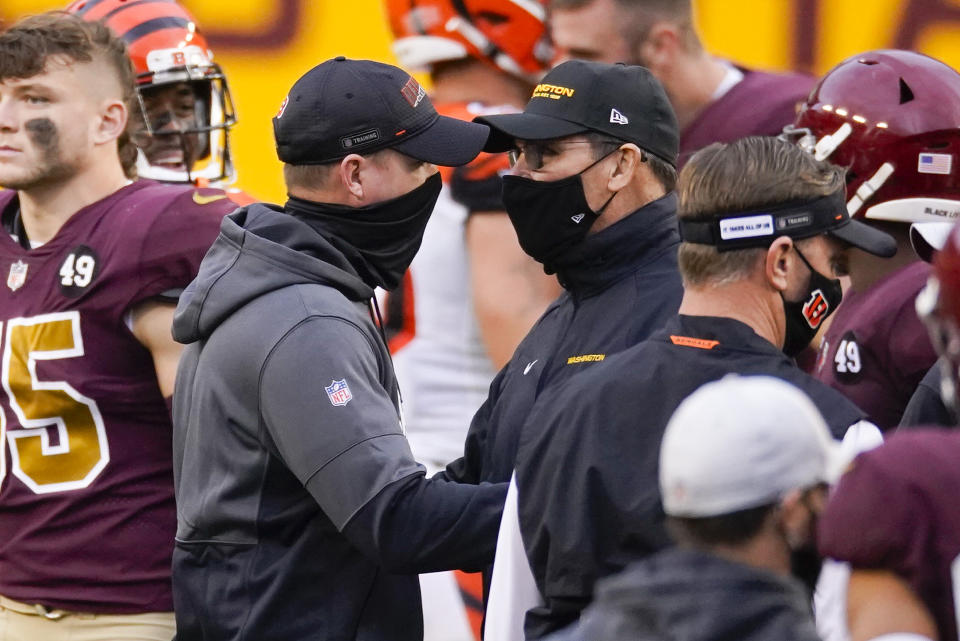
[781,245,843,358]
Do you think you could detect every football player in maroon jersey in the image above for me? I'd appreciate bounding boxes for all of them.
[784,50,960,431]
[549,0,814,169]
[0,12,235,640]
[815,223,960,641]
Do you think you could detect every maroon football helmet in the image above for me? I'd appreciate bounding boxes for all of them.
[918,223,960,409]
[784,50,960,224]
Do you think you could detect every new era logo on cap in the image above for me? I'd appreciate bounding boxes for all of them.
[610,108,628,125]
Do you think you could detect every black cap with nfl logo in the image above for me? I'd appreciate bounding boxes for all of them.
[273,57,490,167]
[475,60,679,167]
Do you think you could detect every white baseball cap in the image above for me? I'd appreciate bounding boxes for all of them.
[659,375,843,518]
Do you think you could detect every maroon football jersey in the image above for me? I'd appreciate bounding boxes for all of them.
[0,181,234,613]
[819,429,960,641]
[679,67,815,168]
[814,261,936,431]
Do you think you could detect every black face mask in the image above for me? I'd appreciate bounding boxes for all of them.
[501,153,616,274]
[790,541,823,600]
[781,245,843,358]
[286,172,442,290]
[789,492,824,599]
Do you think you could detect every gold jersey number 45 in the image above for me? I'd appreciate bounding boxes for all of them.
[0,311,107,494]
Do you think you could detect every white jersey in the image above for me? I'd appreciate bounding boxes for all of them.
[392,184,497,469]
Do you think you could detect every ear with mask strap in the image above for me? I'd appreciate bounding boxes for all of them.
[780,244,843,358]
[500,147,620,273]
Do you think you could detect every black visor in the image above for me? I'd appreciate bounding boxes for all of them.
[679,190,897,258]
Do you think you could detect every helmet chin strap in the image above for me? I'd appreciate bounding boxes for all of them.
[813,122,852,161]
[135,149,191,184]
[134,130,195,185]
[847,162,894,216]
[134,131,235,187]
[798,122,894,218]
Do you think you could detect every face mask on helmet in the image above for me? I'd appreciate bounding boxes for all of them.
[782,50,960,227]
[386,0,553,80]
[131,66,237,185]
[917,225,960,413]
[67,0,238,186]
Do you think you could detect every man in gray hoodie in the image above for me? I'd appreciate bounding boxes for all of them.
[548,376,834,641]
[169,58,507,641]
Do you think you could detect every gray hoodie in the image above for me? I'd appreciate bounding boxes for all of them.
[170,204,506,641]
[547,547,821,641]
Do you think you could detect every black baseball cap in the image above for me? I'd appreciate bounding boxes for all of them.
[273,57,490,166]
[474,60,679,166]
[679,189,897,257]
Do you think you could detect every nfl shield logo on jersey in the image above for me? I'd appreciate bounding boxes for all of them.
[325,379,353,407]
[7,260,27,291]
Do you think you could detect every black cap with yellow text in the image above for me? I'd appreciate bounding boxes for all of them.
[474,60,679,166]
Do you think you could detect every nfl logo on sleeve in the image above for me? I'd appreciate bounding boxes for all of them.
[325,379,353,407]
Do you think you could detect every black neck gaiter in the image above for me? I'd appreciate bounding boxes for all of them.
[285,172,442,290]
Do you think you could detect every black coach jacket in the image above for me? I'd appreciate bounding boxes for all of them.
[516,314,867,638]
[442,192,683,487]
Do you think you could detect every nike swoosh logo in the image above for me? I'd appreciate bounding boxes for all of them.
[192,192,228,205]
[523,360,538,375]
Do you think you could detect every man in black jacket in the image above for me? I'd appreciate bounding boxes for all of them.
[170,58,507,641]
[439,59,685,609]
[548,375,833,641]
[495,136,895,639]
[443,59,683,496]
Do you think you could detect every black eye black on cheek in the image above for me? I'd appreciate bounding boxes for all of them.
[25,118,57,148]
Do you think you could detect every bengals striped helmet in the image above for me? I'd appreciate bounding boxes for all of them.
[385,0,552,79]
[67,0,237,186]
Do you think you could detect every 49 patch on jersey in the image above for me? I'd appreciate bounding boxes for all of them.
[59,246,100,298]
[832,330,863,384]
